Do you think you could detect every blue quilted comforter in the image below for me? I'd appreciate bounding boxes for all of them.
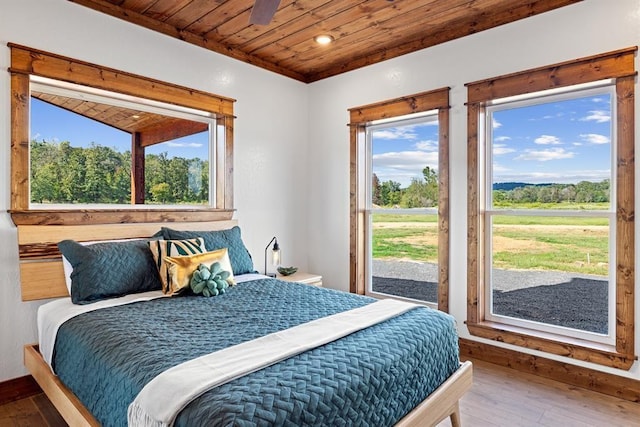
[52,278,460,426]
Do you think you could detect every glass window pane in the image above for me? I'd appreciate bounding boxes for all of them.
[369,119,439,304]
[486,87,615,341]
[30,89,212,207]
[144,131,210,205]
[30,97,132,205]
[490,214,610,335]
[371,210,439,302]
[491,93,612,210]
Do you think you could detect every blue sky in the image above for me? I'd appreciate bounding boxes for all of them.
[372,120,440,187]
[373,92,612,187]
[30,98,209,159]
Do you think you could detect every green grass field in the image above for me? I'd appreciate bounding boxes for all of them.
[373,212,609,276]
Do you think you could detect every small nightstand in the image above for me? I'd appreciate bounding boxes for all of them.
[276,271,323,287]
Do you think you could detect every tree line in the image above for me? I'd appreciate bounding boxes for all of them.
[373,166,610,208]
[373,166,438,208]
[30,140,208,204]
[493,180,609,204]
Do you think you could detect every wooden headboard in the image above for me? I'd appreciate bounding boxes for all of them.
[17,219,237,301]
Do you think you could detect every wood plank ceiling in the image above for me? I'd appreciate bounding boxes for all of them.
[70,0,581,83]
[32,91,207,146]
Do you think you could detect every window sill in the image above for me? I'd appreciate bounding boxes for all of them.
[9,208,234,226]
[466,321,636,370]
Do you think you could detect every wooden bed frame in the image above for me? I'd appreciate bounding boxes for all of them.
[18,220,472,427]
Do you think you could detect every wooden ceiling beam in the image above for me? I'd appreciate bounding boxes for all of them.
[138,118,209,147]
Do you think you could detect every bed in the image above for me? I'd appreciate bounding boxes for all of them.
[19,220,472,427]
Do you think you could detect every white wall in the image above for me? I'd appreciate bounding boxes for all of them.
[0,0,308,381]
[307,0,640,378]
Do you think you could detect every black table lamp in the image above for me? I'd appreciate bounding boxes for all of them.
[264,236,281,277]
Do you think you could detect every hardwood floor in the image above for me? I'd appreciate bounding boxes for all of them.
[0,393,66,427]
[439,359,640,427]
[1,358,639,426]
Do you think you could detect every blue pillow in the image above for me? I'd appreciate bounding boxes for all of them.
[160,226,255,275]
[58,239,162,305]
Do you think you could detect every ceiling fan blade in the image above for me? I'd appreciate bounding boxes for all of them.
[249,0,281,25]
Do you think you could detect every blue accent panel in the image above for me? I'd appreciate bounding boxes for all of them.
[53,279,459,426]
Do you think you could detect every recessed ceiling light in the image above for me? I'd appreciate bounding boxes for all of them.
[132,115,140,119]
[314,35,334,45]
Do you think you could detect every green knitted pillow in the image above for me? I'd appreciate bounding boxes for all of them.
[190,262,231,297]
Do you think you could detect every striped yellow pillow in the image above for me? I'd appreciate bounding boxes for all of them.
[148,238,206,294]
[164,248,236,296]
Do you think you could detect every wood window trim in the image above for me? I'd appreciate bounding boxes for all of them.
[466,47,637,369]
[8,43,236,226]
[349,88,451,312]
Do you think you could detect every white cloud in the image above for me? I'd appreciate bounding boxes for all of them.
[372,127,418,140]
[580,110,610,123]
[492,163,512,173]
[580,133,610,145]
[528,113,564,121]
[515,147,574,162]
[493,144,516,155]
[494,136,511,142]
[373,151,438,168]
[166,142,203,148]
[534,135,561,145]
[414,140,438,151]
[492,118,502,129]
[373,150,438,186]
[374,170,423,186]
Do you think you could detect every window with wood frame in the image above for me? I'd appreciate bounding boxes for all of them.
[466,48,636,369]
[349,88,450,312]
[9,43,235,226]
